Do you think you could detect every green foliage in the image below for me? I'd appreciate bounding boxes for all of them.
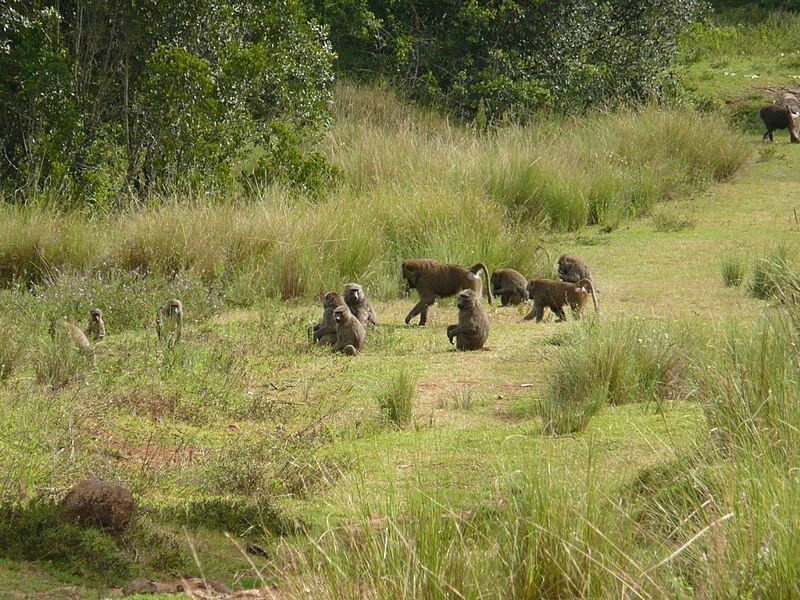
[312,0,705,119]
[0,0,336,203]
[652,209,697,232]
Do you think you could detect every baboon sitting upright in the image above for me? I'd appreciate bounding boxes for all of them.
[447,289,489,351]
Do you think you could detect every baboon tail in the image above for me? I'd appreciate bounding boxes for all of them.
[579,278,599,313]
[470,263,493,304]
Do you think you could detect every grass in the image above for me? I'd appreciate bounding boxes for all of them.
[721,250,747,286]
[375,370,416,428]
[652,208,697,232]
[749,245,798,299]
[4,18,800,595]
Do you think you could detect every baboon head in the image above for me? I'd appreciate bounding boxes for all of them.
[89,308,103,321]
[334,305,350,325]
[323,291,344,308]
[457,289,478,310]
[166,299,182,316]
[343,283,363,305]
[401,260,419,289]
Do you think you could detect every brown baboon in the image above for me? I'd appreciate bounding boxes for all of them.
[343,283,378,326]
[402,259,492,326]
[51,320,92,352]
[447,289,489,351]
[85,308,106,341]
[524,278,598,323]
[313,291,346,346]
[759,104,800,143]
[557,254,597,290]
[490,268,529,306]
[156,299,183,348]
[333,305,366,356]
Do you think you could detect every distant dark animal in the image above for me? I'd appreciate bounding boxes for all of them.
[447,289,489,351]
[333,305,366,356]
[759,104,800,143]
[343,283,377,326]
[490,268,529,306]
[524,279,598,323]
[156,299,183,348]
[402,259,492,326]
[313,292,346,346]
[556,254,596,290]
[85,308,105,341]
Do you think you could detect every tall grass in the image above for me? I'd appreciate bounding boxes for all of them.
[749,245,799,300]
[720,250,747,287]
[540,319,695,434]
[375,371,416,428]
[0,83,750,300]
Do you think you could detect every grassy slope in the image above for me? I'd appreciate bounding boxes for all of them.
[4,131,797,597]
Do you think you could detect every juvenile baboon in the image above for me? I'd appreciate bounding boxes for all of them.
[333,305,366,356]
[343,283,377,326]
[85,308,106,341]
[490,268,529,306]
[557,254,597,290]
[313,291,346,346]
[524,278,598,323]
[402,259,492,326]
[156,299,183,348]
[51,320,92,352]
[447,289,489,351]
[759,104,800,143]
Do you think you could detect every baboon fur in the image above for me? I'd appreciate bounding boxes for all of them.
[759,104,800,143]
[556,254,597,290]
[402,259,493,326]
[333,305,366,356]
[85,308,106,341]
[447,289,489,351]
[313,291,347,346]
[490,268,529,306]
[343,283,378,326]
[51,320,92,352]
[524,278,598,323]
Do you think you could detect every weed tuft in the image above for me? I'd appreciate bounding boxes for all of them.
[375,371,416,428]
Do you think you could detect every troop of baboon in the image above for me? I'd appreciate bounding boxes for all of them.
[308,252,598,356]
[49,251,597,361]
[760,93,800,143]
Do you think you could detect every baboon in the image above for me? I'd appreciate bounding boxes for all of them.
[156,299,183,348]
[557,254,597,290]
[524,278,598,323]
[50,320,91,352]
[85,308,106,341]
[759,104,800,143]
[490,268,529,306]
[780,93,799,109]
[402,259,492,326]
[343,283,377,327]
[447,289,489,351]
[313,291,346,346]
[333,305,366,356]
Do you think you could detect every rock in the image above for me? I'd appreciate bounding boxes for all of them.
[122,577,157,595]
[60,478,134,532]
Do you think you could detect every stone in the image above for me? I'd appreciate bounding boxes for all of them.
[60,477,134,532]
[122,577,157,595]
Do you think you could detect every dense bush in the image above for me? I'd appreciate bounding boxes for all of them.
[311,0,706,120]
[0,0,335,203]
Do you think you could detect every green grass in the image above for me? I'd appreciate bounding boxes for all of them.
[721,250,747,286]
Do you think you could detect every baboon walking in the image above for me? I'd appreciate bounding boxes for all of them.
[490,268,529,306]
[402,259,492,326]
[524,279,598,323]
[759,104,800,143]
